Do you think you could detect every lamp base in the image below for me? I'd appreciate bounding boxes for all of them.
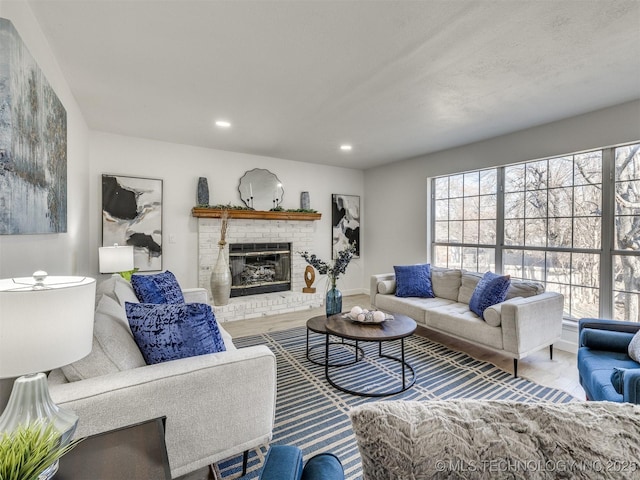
[38,461,59,480]
[0,373,78,446]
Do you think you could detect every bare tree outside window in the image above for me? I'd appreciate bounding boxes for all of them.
[614,143,640,321]
[432,169,496,273]
[502,152,602,319]
[431,144,640,322]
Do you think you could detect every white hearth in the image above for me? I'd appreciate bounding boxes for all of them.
[197,216,324,321]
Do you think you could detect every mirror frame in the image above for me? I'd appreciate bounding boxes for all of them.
[238,168,284,211]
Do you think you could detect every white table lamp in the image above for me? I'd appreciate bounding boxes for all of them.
[99,244,134,275]
[0,272,96,478]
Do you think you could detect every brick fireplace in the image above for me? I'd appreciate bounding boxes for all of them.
[195,210,324,322]
[229,242,291,297]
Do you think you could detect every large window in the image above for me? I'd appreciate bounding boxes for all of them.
[503,153,602,319]
[613,144,640,321]
[433,171,496,272]
[431,143,640,321]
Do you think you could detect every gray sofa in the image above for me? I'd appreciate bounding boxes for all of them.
[370,268,564,376]
[48,275,276,479]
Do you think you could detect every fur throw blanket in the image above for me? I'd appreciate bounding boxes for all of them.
[349,400,640,479]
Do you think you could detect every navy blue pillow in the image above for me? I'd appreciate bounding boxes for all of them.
[469,272,511,319]
[125,302,226,365]
[130,274,164,303]
[393,264,434,298]
[611,367,627,395]
[131,271,185,304]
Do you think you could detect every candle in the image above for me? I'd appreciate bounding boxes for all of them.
[249,182,253,197]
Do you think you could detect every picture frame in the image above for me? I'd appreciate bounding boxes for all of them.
[332,194,360,259]
[102,174,163,271]
[0,19,67,235]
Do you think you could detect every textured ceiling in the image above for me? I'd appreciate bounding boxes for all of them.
[27,0,640,169]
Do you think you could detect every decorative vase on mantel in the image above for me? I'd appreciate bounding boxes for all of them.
[325,278,342,317]
[211,241,231,306]
[300,191,310,210]
[197,177,209,205]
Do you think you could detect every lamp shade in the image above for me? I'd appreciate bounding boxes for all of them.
[0,274,96,379]
[99,245,134,273]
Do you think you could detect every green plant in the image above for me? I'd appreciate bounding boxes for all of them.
[0,421,82,480]
[119,267,139,282]
[286,208,318,213]
[299,244,356,288]
[198,203,252,210]
[197,203,318,213]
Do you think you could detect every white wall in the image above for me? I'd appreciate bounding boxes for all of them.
[89,132,365,292]
[364,100,640,281]
[0,1,91,278]
[1,0,636,299]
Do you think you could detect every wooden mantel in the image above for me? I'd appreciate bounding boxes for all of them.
[191,207,321,221]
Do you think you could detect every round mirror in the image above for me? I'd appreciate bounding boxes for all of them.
[238,169,284,211]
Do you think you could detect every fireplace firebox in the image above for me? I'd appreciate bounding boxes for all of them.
[229,242,291,297]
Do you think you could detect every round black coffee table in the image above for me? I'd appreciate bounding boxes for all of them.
[306,315,364,366]
[324,312,417,397]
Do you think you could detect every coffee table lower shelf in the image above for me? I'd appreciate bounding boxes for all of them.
[323,312,417,398]
[324,337,416,397]
[306,315,364,366]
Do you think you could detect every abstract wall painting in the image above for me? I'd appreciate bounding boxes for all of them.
[102,175,163,271]
[332,194,360,259]
[0,18,67,234]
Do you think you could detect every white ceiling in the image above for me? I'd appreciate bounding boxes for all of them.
[27,0,640,170]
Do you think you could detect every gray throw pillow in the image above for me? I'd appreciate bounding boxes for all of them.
[430,267,461,301]
[628,330,640,362]
[62,295,145,382]
[61,335,119,382]
[506,280,544,299]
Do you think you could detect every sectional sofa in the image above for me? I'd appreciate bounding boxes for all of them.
[370,267,564,376]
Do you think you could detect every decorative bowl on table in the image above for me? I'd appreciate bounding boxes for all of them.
[342,306,393,324]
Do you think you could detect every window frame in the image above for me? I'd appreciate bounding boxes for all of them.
[430,142,640,321]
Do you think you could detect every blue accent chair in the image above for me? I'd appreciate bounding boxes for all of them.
[258,445,344,480]
[577,318,640,404]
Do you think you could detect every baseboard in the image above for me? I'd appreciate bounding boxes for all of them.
[554,338,577,354]
[342,288,368,297]
[557,319,579,353]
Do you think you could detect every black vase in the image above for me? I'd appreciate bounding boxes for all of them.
[197,177,209,205]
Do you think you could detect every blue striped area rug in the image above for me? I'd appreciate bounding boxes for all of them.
[218,326,576,479]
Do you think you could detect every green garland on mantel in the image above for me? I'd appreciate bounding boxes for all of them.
[195,203,318,213]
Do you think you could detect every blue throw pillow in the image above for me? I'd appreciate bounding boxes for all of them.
[469,272,511,319]
[131,270,185,304]
[394,264,434,298]
[125,302,226,365]
[611,367,627,395]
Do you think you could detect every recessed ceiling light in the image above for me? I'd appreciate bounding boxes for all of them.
[215,120,231,128]
[340,144,352,151]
